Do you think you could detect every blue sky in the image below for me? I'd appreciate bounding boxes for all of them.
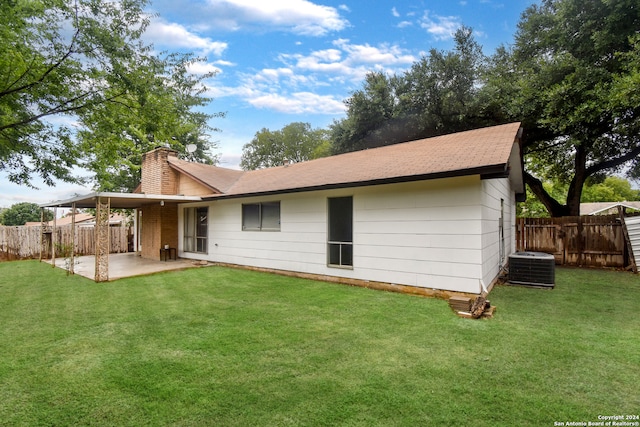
[0,0,534,208]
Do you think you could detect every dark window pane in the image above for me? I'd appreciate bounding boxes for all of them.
[261,202,281,230]
[197,207,208,237]
[196,237,206,253]
[328,243,341,265]
[328,197,352,242]
[341,244,353,266]
[242,204,260,230]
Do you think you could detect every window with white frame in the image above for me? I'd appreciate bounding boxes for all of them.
[327,196,353,267]
[242,201,281,231]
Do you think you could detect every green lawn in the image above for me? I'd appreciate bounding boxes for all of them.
[0,260,638,426]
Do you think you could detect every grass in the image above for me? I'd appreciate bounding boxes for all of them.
[0,260,638,426]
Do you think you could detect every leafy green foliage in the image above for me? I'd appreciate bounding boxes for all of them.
[78,52,223,192]
[518,176,640,217]
[0,0,222,190]
[581,176,640,203]
[0,202,53,225]
[331,27,494,154]
[483,0,640,216]
[240,122,330,170]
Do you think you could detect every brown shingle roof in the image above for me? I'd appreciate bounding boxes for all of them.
[166,123,522,199]
[167,157,244,194]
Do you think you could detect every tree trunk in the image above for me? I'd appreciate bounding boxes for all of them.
[524,172,570,217]
[565,146,588,217]
[524,144,588,217]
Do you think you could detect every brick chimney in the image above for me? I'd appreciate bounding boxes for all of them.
[140,147,179,195]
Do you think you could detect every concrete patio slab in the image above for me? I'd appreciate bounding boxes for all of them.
[48,252,207,281]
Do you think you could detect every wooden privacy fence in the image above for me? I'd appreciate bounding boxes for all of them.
[0,225,131,261]
[516,215,635,268]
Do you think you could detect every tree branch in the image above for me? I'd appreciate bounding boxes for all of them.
[0,28,81,98]
[585,144,640,176]
[0,90,127,132]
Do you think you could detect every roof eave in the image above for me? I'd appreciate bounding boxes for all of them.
[203,164,508,201]
[40,192,203,209]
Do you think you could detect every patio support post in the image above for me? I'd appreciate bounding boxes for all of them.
[69,202,76,275]
[39,208,45,262]
[94,197,111,282]
[51,208,57,268]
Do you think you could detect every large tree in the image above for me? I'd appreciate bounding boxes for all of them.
[0,0,221,189]
[0,202,53,226]
[240,122,330,170]
[484,0,640,217]
[330,71,399,154]
[331,27,491,154]
[77,52,222,192]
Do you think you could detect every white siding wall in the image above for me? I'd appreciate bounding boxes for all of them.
[179,175,496,294]
[480,177,516,289]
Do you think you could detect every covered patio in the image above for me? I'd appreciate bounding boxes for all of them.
[48,252,206,281]
[41,191,203,282]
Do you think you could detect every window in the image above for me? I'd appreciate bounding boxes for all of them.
[327,196,353,267]
[184,207,208,253]
[242,201,281,231]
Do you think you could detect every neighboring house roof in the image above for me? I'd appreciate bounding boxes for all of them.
[171,122,524,200]
[25,213,127,226]
[581,202,640,215]
[25,213,94,227]
[78,213,128,226]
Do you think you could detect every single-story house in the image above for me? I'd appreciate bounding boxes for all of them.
[43,122,525,295]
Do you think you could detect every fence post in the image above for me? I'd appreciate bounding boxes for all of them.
[577,216,584,267]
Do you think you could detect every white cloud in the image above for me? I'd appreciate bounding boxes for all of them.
[278,39,415,82]
[203,83,258,99]
[205,0,349,36]
[146,19,228,56]
[335,40,415,66]
[258,68,295,82]
[187,62,222,75]
[391,7,400,18]
[397,21,413,28]
[214,60,236,67]
[249,92,345,114]
[419,11,462,40]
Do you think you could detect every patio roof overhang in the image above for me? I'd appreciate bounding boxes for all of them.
[40,192,203,209]
[39,192,203,283]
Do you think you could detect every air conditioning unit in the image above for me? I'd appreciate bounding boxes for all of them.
[508,252,555,288]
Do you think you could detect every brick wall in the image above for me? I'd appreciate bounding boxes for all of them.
[141,147,179,195]
[140,203,178,260]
